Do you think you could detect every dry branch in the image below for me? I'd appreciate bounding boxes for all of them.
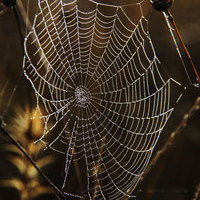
[140,97,200,182]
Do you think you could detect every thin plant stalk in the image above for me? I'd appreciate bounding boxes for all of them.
[16,0,32,33]
[92,137,105,200]
[140,97,200,181]
[164,10,200,86]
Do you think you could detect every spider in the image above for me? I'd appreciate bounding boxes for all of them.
[150,0,173,11]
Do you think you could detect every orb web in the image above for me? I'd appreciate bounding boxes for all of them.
[23,0,183,199]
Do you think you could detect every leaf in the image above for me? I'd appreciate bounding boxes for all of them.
[0,178,24,191]
[1,144,22,155]
[31,186,53,199]
[8,105,30,139]
[36,155,54,169]
[28,142,43,156]
[7,155,26,174]
[26,165,38,179]
[31,109,44,140]
[28,179,40,188]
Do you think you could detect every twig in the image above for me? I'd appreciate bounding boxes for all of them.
[66,136,83,193]
[0,118,67,200]
[92,137,105,200]
[16,0,51,73]
[192,183,200,200]
[16,0,32,32]
[165,10,200,86]
[140,97,200,181]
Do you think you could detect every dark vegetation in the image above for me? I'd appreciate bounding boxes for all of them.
[0,0,200,199]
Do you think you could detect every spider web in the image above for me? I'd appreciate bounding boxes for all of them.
[23,0,182,199]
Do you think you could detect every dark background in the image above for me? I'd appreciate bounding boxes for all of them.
[0,0,200,199]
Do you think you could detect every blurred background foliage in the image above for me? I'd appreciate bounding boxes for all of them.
[0,0,200,200]
[0,106,54,200]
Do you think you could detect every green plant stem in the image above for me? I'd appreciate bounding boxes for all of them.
[0,118,67,200]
